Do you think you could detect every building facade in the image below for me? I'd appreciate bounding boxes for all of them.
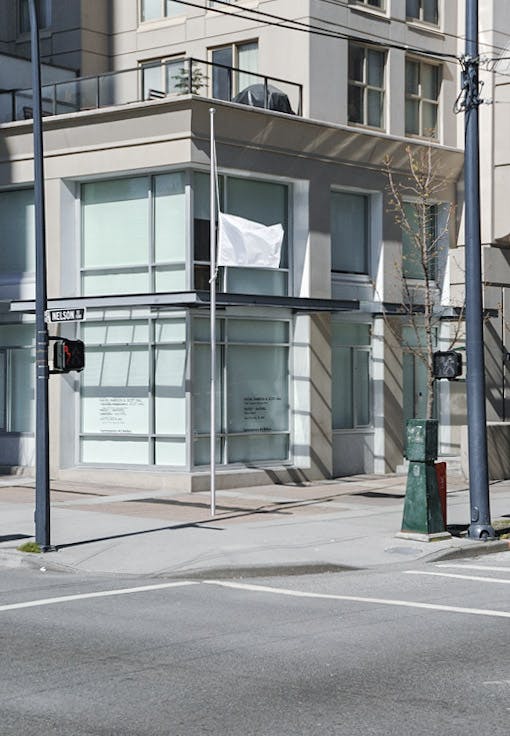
[0,0,508,490]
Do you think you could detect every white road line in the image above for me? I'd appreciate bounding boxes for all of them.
[404,570,510,584]
[203,580,510,619]
[483,681,510,686]
[0,581,198,613]
[437,563,510,573]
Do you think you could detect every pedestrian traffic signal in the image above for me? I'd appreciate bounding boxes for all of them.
[432,350,462,380]
[53,338,85,373]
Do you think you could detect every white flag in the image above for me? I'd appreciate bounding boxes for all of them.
[217,212,284,269]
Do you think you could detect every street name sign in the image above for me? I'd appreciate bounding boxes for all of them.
[45,308,86,323]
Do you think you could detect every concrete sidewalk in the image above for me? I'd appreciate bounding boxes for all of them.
[0,471,509,577]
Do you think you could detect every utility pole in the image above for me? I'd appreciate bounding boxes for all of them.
[29,0,52,551]
[463,0,495,540]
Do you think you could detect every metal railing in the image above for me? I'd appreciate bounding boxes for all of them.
[0,58,303,123]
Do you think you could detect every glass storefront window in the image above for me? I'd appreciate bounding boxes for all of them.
[192,316,290,466]
[79,314,290,468]
[332,322,371,430]
[80,317,187,466]
[0,325,35,434]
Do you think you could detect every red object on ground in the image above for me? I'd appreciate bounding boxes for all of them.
[435,462,447,527]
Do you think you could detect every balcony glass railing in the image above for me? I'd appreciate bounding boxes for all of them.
[0,58,302,123]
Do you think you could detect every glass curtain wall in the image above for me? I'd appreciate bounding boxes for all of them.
[193,172,289,295]
[79,314,290,467]
[81,173,186,295]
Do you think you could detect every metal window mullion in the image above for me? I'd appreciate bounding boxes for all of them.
[148,176,155,292]
[0,350,8,431]
[149,316,156,465]
[185,310,192,471]
[186,169,193,290]
[221,320,227,464]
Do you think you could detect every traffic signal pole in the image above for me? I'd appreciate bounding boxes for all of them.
[29,0,52,551]
[464,0,495,540]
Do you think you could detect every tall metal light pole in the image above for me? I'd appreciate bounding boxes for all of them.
[29,0,52,550]
[464,0,495,539]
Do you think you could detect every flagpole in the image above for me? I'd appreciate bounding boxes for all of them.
[209,107,216,517]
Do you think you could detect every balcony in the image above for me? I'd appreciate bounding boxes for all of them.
[0,58,303,124]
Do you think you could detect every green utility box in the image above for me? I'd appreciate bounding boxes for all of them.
[405,419,438,463]
[400,418,448,538]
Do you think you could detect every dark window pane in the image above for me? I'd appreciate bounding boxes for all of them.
[348,85,363,123]
[367,50,384,87]
[212,47,233,100]
[367,89,383,127]
[406,0,420,19]
[194,265,210,290]
[349,45,365,82]
[423,0,438,23]
[194,219,210,261]
[406,60,419,95]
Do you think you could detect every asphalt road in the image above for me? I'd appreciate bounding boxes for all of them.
[0,554,509,735]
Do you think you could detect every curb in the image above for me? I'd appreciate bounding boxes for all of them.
[423,538,510,563]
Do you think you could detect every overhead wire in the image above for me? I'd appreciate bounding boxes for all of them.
[169,0,459,62]
[169,0,510,87]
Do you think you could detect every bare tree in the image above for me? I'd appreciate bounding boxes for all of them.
[384,145,462,420]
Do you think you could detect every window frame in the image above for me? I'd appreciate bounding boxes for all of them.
[330,189,371,277]
[350,0,385,11]
[140,0,186,23]
[80,172,188,297]
[0,327,35,435]
[191,314,291,467]
[402,199,440,287]
[348,42,386,130]
[141,56,189,99]
[77,312,292,469]
[193,170,290,297]
[405,57,441,139]
[331,322,372,432]
[406,0,439,26]
[209,40,259,101]
[19,0,52,34]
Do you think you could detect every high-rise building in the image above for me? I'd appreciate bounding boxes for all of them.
[0,0,508,490]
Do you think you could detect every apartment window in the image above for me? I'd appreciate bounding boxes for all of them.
[141,0,184,22]
[332,323,371,430]
[0,325,35,434]
[402,202,437,280]
[193,172,288,296]
[348,44,385,128]
[352,0,384,8]
[331,191,369,275]
[81,174,186,296]
[142,57,195,98]
[406,0,438,25]
[405,59,440,138]
[211,41,258,100]
[19,0,51,33]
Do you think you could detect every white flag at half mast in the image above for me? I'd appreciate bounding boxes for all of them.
[217,212,284,269]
